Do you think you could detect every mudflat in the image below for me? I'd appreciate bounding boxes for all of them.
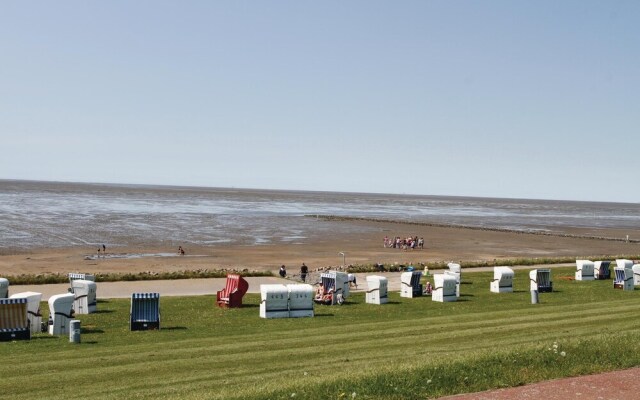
[1,220,638,277]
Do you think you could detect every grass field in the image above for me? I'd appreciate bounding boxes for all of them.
[2,267,640,399]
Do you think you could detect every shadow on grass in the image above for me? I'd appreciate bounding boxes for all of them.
[82,328,104,334]
[162,326,188,331]
[93,309,114,314]
[460,294,474,298]
[313,313,334,317]
[32,335,57,340]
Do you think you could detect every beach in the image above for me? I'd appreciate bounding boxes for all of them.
[2,219,638,278]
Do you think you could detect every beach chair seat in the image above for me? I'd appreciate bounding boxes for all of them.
[0,278,8,298]
[260,284,289,319]
[365,275,388,305]
[288,284,314,318]
[0,298,30,341]
[48,293,75,335]
[613,267,634,291]
[72,280,97,314]
[575,260,595,281]
[216,274,249,308]
[130,293,160,331]
[400,271,423,298]
[594,261,611,280]
[529,269,553,293]
[432,274,457,302]
[68,273,95,294]
[9,292,43,335]
[490,267,514,293]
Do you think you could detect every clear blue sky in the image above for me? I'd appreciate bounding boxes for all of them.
[1,1,638,202]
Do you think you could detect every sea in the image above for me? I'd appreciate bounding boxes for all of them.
[1,180,639,250]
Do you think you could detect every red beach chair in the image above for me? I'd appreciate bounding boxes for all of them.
[217,274,249,308]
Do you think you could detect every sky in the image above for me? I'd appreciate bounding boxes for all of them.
[1,1,639,203]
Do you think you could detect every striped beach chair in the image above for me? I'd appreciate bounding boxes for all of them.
[68,273,95,294]
[216,274,249,308]
[0,278,8,298]
[613,267,634,291]
[490,267,514,293]
[400,271,423,298]
[365,275,388,305]
[432,274,457,302]
[10,292,43,335]
[259,284,289,319]
[130,293,161,331]
[72,280,97,314]
[48,293,75,335]
[288,284,314,318]
[0,298,30,341]
[575,260,595,281]
[529,269,553,293]
[594,261,611,280]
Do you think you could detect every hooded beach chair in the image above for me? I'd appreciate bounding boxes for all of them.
[613,267,634,291]
[633,264,640,286]
[490,267,514,293]
[10,292,43,335]
[400,271,423,298]
[48,293,75,335]
[68,273,95,294]
[432,274,457,302]
[287,284,314,318]
[260,284,289,319]
[594,261,611,280]
[316,271,349,305]
[216,274,249,308]
[130,293,160,331]
[72,280,97,314]
[365,275,388,305]
[575,260,595,281]
[529,269,553,293]
[0,278,8,298]
[0,298,30,341]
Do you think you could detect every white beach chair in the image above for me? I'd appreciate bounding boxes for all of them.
[615,259,633,270]
[259,284,289,319]
[490,267,514,293]
[288,284,314,318]
[400,271,423,298]
[72,280,97,314]
[0,278,8,298]
[48,293,75,335]
[594,261,611,280]
[0,298,30,341]
[68,273,96,294]
[10,292,43,335]
[130,293,161,331]
[447,263,462,282]
[529,269,552,292]
[633,264,640,286]
[613,267,634,291]
[365,275,388,305]
[575,260,595,281]
[432,274,457,302]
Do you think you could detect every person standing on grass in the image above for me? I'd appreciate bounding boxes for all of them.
[300,263,308,283]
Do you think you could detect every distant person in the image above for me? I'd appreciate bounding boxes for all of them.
[418,237,424,249]
[347,273,357,289]
[102,244,106,253]
[279,265,287,278]
[178,246,185,255]
[300,263,309,283]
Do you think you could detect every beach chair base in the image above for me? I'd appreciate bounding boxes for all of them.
[0,329,30,341]
[130,321,160,331]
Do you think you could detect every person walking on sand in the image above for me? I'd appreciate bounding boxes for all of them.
[102,244,106,253]
[300,263,309,283]
[178,246,185,255]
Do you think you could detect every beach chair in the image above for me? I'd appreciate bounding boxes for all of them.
[216,274,249,308]
[316,271,349,305]
[68,273,96,293]
[575,260,595,281]
[594,261,611,280]
[432,274,457,302]
[490,267,514,293]
[72,279,97,314]
[260,284,289,319]
[288,284,314,318]
[0,278,8,298]
[0,298,30,341]
[633,264,640,286]
[48,293,75,335]
[130,293,160,331]
[613,267,634,291]
[400,271,423,298]
[529,269,553,293]
[447,263,462,282]
[10,292,43,335]
[365,275,388,305]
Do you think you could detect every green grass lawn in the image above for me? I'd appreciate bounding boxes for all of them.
[2,267,640,399]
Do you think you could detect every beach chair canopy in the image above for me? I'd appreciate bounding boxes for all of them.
[10,292,43,335]
[633,264,640,286]
[0,298,30,341]
[216,274,249,308]
[529,269,553,292]
[594,261,611,280]
[615,259,633,270]
[0,278,8,299]
[72,280,97,314]
[490,266,514,293]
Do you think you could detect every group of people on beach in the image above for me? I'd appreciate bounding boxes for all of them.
[383,235,424,250]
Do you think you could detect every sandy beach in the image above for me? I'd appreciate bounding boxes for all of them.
[1,220,638,278]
